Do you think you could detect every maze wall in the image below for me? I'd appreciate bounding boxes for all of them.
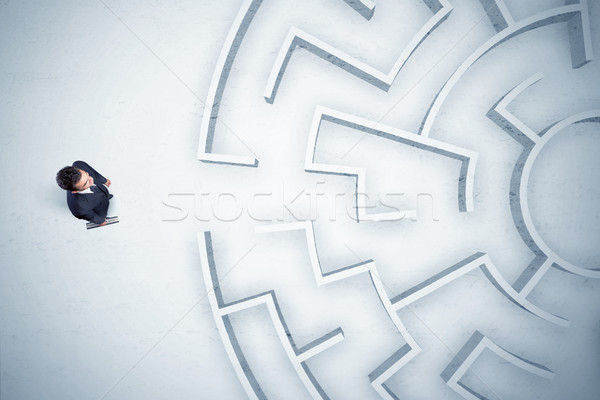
[197,1,600,399]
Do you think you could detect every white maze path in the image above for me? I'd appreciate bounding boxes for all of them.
[196,0,600,399]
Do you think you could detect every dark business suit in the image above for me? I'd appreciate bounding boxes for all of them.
[67,160,111,224]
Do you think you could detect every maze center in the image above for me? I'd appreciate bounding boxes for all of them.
[527,122,600,270]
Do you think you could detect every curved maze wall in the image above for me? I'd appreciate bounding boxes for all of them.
[197,0,600,399]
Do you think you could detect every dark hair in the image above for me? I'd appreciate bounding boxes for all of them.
[56,166,81,191]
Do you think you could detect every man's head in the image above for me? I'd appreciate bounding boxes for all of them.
[56,166,94,192]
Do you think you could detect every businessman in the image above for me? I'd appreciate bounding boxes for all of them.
[56,160,113,225]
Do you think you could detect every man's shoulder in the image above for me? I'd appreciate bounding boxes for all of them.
[67,191,88,211]
[72,160,90,171]
[72,160,105,183]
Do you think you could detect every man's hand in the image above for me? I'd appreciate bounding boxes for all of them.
[105,179,111,187]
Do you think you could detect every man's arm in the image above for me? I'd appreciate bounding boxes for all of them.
[73,160,107,184]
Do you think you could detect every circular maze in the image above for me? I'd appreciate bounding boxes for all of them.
[197,1,600,399]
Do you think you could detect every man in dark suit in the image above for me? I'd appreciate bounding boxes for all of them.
[56,161,113,225]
